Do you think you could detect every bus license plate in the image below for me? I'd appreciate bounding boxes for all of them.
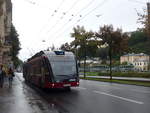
[69,79,76,82]
[63,84,71,87]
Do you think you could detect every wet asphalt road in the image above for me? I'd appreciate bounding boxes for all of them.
[1,73,150,113]
[0,73,57,113]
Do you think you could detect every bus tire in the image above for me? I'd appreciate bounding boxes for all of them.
[39,78,44,88]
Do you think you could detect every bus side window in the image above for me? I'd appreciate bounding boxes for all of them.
[41,67,45,76]
[38,59,42,74]
[41,59,49,75]
[41,60,47,75]
[44,66,49,75]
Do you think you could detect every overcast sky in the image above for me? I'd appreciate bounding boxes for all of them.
[12,0,148,61]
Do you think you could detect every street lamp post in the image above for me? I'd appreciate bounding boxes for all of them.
[83,37,87,78]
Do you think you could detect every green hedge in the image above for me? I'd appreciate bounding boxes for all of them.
[81,72,150,78]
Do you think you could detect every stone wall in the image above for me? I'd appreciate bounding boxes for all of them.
[0,0,12,66]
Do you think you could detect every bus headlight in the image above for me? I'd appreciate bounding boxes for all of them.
[52,83,55,87]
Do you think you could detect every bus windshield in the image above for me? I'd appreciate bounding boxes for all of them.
[51,60,77,76]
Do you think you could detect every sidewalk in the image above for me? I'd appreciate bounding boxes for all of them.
[0,73,57,113]
[80,75,150,82]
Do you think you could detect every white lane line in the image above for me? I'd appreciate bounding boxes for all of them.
[93,90,144,105]
[77,87,87,90]
[95,84,150,94]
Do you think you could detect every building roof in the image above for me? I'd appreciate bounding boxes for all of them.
[122,53,149,57]
[133,59,149,62]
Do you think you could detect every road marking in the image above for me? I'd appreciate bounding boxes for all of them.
[96,84,150,94]
[77,87,87,90]
[93,90,144,105]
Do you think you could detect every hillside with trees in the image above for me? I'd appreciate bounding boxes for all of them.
[128,30,150,55]
[128,7,150,55]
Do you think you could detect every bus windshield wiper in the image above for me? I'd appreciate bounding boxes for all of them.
[68,74,76,76]
[56,74,75,77]
[56,75,70,77]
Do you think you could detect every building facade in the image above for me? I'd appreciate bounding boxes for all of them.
[0,0,12,66]
[120,53,150,71]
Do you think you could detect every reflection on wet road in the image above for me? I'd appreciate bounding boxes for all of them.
[0,73,58,113]
[1,72,150,113]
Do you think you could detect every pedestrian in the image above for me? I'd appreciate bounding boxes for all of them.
[8,67,14,88]
[0,65,6,88]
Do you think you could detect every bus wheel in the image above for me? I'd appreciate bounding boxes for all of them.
[64,87,71,91]
[39,78,44,89]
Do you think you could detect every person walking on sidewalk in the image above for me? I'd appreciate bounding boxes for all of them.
[0,65,6,88]
[8,67,14,88]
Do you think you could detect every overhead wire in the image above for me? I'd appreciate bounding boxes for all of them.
[49,0,109,42]
[63,0,81,14]
[76,0,108,23]
[51,0,65,16]
[62,0,96,23]
[58,0,96,27]
[44,0,96,40]
[56,0,66,11]
[37,0,66,38]
[20,0,53,12]
[128,0,146,4]
[23,0,36,4]
[27,48,34,57]
[50,0,66,18]
[74,0,96,17]
[44,0,81,35]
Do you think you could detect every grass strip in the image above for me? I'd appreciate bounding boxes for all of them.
[80,77,150,87]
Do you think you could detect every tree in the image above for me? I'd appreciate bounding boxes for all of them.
[137,7,150,42]
[86,38,99,58]
[96,25,129,80]
[137,8,148,33]
[10,24,21,68]
[136,6,150,55]
[96,47,108,60]
[60,42,71,51]
[128,30,150,55]
[71,25,94,78]
[129,31,147,46]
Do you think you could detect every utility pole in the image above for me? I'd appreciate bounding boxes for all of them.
[147,2,150,40]
[147,2,150,72]
[83,37,87,78]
